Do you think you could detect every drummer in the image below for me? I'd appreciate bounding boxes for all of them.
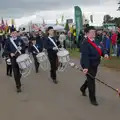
[30,37,43,73]
[4,28,25,93]
[44,26,61,84]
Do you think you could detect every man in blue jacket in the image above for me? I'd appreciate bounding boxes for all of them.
[80,26,108,106]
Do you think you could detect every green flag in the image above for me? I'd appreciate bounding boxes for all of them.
[74,6,83,43]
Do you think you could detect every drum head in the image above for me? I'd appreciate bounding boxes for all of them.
[36,52,48,63]
[36,52,46,58]
[57,50,69,57]
[16,54,29,62]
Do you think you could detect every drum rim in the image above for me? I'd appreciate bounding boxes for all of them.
[16,54,30,62]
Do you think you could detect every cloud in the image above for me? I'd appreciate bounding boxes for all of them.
[0,0,103,18]
[0,0,119,27]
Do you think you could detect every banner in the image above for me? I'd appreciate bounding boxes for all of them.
[11,18,16,30]
[1,18,5,31]
[61,15,64,24]
[74,6,83,43]
[56,19,59,25]
[5,20,9,33]
[11,19,15,26]
[90,15,93,23]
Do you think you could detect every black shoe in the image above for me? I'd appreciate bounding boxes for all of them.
[36,70,39,73]
[80,87,87,96]
[36,68,39,73]
[16,85,22,93]
[91,101,99,106]
[9,74,12,77]
[7,73,12,77]
[17,88,22,93]
[53,79,58,84]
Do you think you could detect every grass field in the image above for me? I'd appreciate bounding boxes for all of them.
[68,48,80,58]
[101,57,120,70]
[68,48,120,70]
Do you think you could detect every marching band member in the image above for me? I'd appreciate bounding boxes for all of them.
[45,26,60,84]
[30,37,42,73]
[30,30,44,73]
[80,26,108,106]
[4,28,25,93]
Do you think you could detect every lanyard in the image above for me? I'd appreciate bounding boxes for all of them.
[33,45,39,53]
[10,38,21,54]
[48,37,58,50]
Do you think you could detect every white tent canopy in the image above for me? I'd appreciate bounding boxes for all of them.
[19,24,65,32]
[53,25,65,31]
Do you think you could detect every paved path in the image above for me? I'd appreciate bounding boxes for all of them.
[0,59,120,120]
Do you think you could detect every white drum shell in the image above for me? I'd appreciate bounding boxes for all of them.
[36,52,49,71]
[57,49,70,72]
[57,50,70,63]
[16,54,32,70]
[36,52,48,63]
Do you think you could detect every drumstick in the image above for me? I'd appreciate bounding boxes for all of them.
[69,62,120,96]
[14,50,21,56]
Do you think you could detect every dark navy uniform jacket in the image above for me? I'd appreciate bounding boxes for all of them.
[80,38,107,69]
[36,35,44,52]
[44,37,60,54]
[30,36,45,55]
[4,37,25,58]
[30,44,41,55]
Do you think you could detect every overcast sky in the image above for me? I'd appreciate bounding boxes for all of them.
[0,0,119,27]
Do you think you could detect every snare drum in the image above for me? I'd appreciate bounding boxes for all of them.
[16,54,32,70]
[36,52,49,71]
[36,52,48,63]
[57,49,70,72]
[57,49,70,63]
